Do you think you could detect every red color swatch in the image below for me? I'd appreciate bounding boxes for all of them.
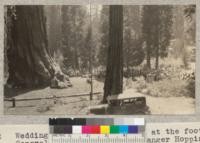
[82,126,100,134]
[91,126,100,134]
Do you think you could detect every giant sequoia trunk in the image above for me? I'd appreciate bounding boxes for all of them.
[103,5,123,103]
[6,6,71,88]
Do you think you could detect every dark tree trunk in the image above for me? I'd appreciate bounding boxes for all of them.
[103,5,123,103]
[4,7,13,82]
[146,46,151,69]
[6,6,71,88]
[73,12,80,72]
[155,47,159,70]
[155,29,160,70]
[74,47,79,72]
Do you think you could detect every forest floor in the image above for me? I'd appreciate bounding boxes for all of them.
[4,76,195,115]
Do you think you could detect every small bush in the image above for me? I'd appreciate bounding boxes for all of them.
[182,50,190,69]
[135,76,147,92]
[136,78,192,97]
[186,79,195,98]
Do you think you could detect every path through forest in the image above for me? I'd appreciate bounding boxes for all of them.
[4,77,195,115]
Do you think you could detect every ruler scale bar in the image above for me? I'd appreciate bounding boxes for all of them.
[51,135,145,143]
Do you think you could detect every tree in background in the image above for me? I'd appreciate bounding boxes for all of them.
[80,5,100,74]
[142,6,155,69]
[61,6,73,70]
[123,28,144,71]
[61,6,87,74]
[184,5,196,45]
[103,5,123,103]
[123,6,144,74]
[80,26,94,73]
[172,5,195,68]
[184,5,196,97]
[154,6,173,69]
[99,6,145,73]
[90,5,102,70]
[172,6,185,59]
[5,6,71,88]
[142,6,173,70]
[45,6,62,59]
[98,6,109,67]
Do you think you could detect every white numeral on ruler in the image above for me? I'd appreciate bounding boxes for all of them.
[50,134,145,143]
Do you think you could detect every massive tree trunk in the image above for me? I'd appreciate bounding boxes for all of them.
[6,6,71,88]
[103,5,123,103]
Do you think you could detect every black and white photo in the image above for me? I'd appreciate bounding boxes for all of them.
[4,5,196,115]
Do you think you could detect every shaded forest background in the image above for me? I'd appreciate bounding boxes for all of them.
[4,5,196,98]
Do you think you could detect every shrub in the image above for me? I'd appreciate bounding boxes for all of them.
[182,50,190,69]
[135,76,147,92]
[186,79,195,98]
[136,78,192,97]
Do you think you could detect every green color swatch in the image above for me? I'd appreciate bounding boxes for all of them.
[110,125,119,134]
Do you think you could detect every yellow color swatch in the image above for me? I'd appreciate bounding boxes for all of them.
[100,126,110,134]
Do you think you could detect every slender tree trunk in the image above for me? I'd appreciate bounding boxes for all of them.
[155,46,159,69]
[88,25,93,100]
[146,45,151,69]
[6,6,71,88]
[155,29,160,70]
[126,63,130,77]
[73,12,80,72]
[103,5,123,103]
[74,47,79,71]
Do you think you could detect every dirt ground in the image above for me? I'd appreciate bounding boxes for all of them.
[4,77,195,115]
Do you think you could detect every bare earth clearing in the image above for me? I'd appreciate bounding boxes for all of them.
[4,77,195,115]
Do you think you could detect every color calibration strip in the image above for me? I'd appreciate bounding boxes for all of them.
[49,118,144,126]
[49,118,145,134]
